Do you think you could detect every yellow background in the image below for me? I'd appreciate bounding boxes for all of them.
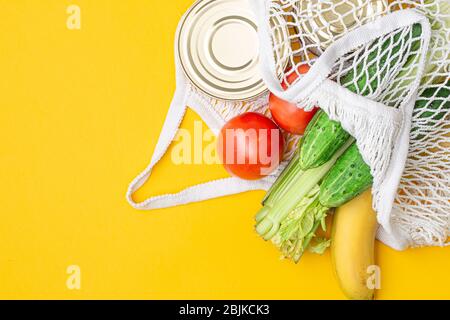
[0,0,448,300]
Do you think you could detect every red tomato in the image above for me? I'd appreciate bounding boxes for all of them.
[269,64,319,135]
[217,112,284,180]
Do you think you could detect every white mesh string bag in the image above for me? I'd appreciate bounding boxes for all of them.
[127,0,448,250]
[251,0,449,249]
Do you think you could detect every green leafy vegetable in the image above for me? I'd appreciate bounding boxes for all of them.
[272,185,329,263]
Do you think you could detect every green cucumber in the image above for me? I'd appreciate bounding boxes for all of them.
[316,24,422,207]
[414,82,450,123]
[319,143,373,208]
[342,24,422,96]
[299,111,351,170]
[299,24,423,171]
[319,79,449,208]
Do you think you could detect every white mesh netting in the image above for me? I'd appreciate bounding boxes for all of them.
[128,0,448,249]
[251,0,449,248]
[393,1,449,246]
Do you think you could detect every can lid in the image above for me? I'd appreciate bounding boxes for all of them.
[298,0,388,55]
[177,0,288,101]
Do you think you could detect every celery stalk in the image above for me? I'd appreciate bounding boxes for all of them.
[272,185,330,263]
[255,138,354,241]
[261,148,303,207]
[256,148,304,224]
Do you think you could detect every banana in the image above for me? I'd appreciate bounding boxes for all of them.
[331,189,378,300]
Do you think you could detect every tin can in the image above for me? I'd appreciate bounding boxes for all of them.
[297,0,388,56]
[177,0,289,101]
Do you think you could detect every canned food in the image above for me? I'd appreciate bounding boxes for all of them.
[177,0,289,101]
[297,0,388,55]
